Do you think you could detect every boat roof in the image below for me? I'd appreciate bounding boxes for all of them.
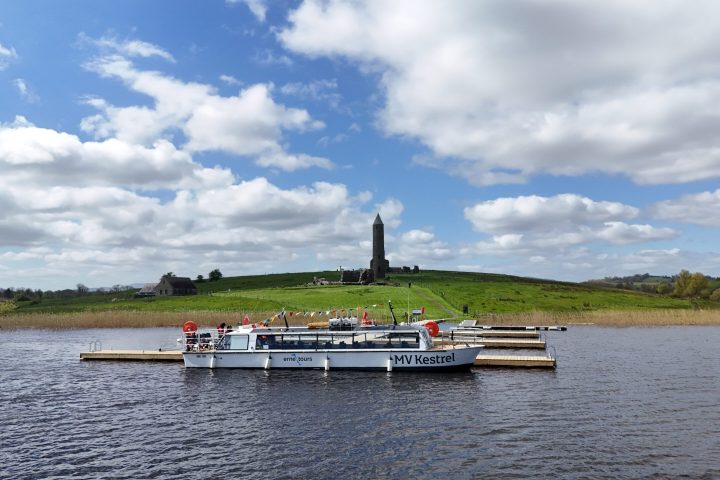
[226,324,423,334]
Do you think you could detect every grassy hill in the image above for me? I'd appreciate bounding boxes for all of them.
[7,270,704,319]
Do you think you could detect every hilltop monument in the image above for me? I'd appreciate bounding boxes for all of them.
[340,212,419,284]
[370,213,390,280]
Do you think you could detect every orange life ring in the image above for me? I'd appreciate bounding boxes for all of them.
[183,320,198,333]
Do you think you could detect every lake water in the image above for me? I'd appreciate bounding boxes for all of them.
[1,326,718,479]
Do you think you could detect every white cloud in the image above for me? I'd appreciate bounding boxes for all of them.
[219,74,242,86]
[452,245,720,282]
[389,229,454,264]
[0,118,233,190]
[256,151,332,171]
[229,0,268,22]
[0,171,404,286]
[81,50,329,171]
[464,194,638,234]
[0,42,18,70]
[280,0,720,186]
[83,34,175,62]
[463,194,677,255]
[254,49,293,66]
[375,198,403,229]
[596,222,677,245]
[651,189,720,227]
[280,79,341,108]
[13,78,39,103]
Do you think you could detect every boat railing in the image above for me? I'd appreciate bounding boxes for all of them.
[182,329,221,352]
[89,340,102,352]
[436,329,479,347]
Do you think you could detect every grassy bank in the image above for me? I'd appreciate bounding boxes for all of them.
[4,270,719,329]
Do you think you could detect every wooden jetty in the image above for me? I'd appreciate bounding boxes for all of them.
[80,350,555,368]
[457,320,567,331]
[451,329,540,338]
[80,350,183,361]
[474,355,555,368]
[437,338,546,349]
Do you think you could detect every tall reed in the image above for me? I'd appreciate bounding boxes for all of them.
[0,310,306,329]
[2,308,719,329]
[475,309,720,326]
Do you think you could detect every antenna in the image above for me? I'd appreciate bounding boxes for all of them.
[388,300,397,326]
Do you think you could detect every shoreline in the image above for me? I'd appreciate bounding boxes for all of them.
[2,309,720,329]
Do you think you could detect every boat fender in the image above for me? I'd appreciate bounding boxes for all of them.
[182,320,198,333]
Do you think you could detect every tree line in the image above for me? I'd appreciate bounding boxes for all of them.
[2,268,224,303]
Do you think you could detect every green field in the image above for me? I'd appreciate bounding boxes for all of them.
[6,270,703,319]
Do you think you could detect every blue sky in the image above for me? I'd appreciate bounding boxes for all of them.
[2,0,720,290]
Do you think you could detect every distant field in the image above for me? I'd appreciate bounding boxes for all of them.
[3,270,717,329]
[215,283,457,322]
[381,270,696,316]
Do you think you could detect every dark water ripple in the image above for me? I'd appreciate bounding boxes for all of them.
[1,326,719,479]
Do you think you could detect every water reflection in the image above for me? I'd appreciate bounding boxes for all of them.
[0,326,719,479]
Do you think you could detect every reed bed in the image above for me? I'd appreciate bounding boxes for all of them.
[0,310,318,330]
[2,308,719,330]
[477,309,720,327]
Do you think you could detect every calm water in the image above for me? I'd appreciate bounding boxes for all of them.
[1,326,718,479]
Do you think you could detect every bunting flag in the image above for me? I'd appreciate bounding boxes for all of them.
[289,311,294,317]
[310,311,316,317]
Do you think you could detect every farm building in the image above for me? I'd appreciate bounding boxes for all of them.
[154,276,197,296]
[135,283,158,298]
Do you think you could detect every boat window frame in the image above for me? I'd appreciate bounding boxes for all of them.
[229,334,249,350]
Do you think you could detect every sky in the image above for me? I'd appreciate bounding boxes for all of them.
[2,0,720,290]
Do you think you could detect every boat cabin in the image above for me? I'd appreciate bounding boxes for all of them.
[185,325,433,352]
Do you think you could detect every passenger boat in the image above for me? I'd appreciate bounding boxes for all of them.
[181,319,481,371]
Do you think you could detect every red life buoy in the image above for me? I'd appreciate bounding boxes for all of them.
[183,320,198,333]
[422,320,440,337]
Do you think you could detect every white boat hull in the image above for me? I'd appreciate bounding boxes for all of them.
[183,346,481,370]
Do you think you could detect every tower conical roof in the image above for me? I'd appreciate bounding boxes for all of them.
[373,213,383,225]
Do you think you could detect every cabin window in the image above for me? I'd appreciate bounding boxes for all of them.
[229,335,249,350]
[387,332,420,348]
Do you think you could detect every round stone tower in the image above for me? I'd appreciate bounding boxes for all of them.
[370,213,390,279]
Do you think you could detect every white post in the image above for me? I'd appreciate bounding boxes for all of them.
[324,356,330,371]
[210,355,216,369]
[264,355,271,370]
[386,356,393,372]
